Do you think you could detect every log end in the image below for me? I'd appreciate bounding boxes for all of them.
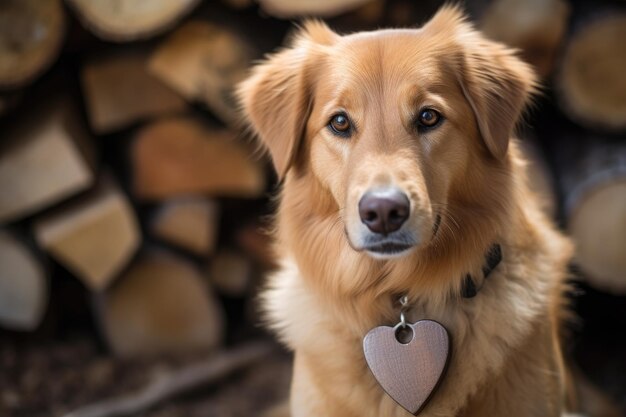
[557,15,626,130]
[0,0,65,88]
[0,231,47,331]
[569,181,626,294]
[101,253,225,356]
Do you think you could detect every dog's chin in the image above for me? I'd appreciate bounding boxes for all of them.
[347,232,419,260]
[364,244,415,260]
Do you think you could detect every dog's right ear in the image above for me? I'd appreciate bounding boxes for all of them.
[237,21,337,180]
[424,6,537,161]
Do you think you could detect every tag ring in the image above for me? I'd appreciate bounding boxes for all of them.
[396,295,409,329]
[396,310,407,329]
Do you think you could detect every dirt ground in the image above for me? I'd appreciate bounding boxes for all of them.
[1,282,624,417]
[1,332,625,417]
[0,337,291,417]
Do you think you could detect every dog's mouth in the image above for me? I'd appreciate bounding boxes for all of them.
[353,230,418,259]
[364,242,414,258]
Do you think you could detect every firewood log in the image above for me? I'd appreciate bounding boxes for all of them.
[481,0,570,77]
[208,250,253,297]
[64,0,200,42]
[0,0,65,89]
[257,0,376,18]
[33,178,140,291]
[151,197,219,256]
[97,251,224,357]
[0,230,47,331]
[132,117,266,200]
[0,98,94,224]
[148,22,254,125]
[556,13,626,131]
[553,135,626,295]
[81,51,187,134]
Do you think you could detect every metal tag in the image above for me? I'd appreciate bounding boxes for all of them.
[363,320,450,415]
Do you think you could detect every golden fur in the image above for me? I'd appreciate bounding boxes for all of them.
[238,6,581,417]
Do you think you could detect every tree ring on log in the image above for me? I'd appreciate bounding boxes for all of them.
[557,14,626,130]
[65,0,201,42]
[558,137,626,295]
[0,0,65,89]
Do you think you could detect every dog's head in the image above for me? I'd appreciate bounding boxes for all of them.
[238,6,536,261]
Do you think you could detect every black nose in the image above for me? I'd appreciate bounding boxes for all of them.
[358,189,410,235]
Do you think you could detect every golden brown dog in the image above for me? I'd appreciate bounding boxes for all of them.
[238,6,583,417]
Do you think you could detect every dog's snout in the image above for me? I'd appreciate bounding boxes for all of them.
[358,189,410,235]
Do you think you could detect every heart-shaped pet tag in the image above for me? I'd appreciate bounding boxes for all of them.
[363,320,450,415]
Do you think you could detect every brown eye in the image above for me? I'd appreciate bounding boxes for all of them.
[329,113,352,136]
[417,109,441,129]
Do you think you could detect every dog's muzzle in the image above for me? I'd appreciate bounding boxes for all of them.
[358,188,415,257]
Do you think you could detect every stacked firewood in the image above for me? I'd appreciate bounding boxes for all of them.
[0,0,281,355]
[478,0,626,296]
[0,0,625,361]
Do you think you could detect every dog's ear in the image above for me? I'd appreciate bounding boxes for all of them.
[237,21,337,179]
[459,41,537,160]
[425,6,537,160]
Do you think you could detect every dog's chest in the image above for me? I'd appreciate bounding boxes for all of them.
[264,256,555,416]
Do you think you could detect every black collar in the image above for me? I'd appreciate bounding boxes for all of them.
[460,244,502,298]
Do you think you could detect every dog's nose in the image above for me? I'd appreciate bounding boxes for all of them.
[358,189,410,235]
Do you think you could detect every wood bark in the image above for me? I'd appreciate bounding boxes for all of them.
[148,22,254,125]
[65,0,200,42]
[0,0,65,88]
[97,251,224,356]
[131,117,265,200]
[81,51,187,134]
[33,177,140,291]
[0,98,94,224]
[0,230,47,331]
[556,13,626,131]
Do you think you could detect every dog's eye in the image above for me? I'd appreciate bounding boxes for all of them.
[328,114,352,137]
[416,109,441,129]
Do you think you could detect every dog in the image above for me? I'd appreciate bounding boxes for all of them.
[238,6,589,417]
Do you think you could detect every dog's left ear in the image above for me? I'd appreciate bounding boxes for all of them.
[237,21,338,179]
[426,6,537,160]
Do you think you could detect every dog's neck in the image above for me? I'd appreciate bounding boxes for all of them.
[276,152,522,331]
[458,243,502,298]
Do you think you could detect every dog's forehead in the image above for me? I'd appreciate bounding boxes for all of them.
[349,29,444,59]
[332,30,449,82]
[318,29,453,102]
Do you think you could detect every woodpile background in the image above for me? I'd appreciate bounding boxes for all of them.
[0,0,624,416]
